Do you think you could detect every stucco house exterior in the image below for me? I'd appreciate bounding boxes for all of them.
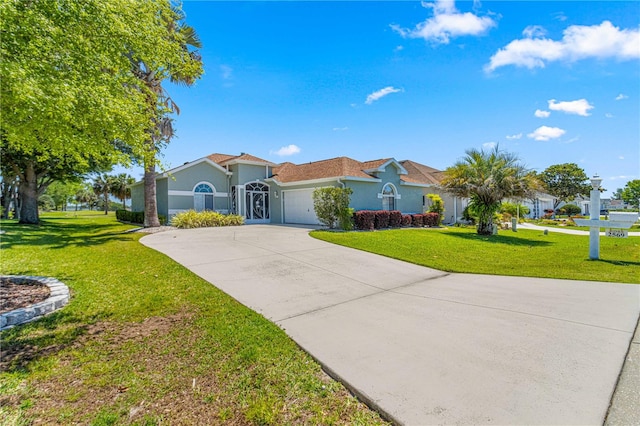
[130,153,463,225]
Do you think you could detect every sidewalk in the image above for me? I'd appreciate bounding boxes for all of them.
[518,221,640,236]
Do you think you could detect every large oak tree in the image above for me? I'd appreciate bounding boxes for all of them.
[1,0,201,224]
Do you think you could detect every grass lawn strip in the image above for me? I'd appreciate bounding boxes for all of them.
[311,227,640,284]
[0,212,387,425]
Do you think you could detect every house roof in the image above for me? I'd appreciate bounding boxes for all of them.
[400,160,443,185]
[207,153,276,166]
[163,152,444,186]
[272,157,375,183]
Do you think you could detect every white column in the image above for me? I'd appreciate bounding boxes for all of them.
[588,184,601,260]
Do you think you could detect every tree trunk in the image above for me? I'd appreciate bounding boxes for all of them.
[104,192,109,215]
[143,160,160,227]
[19,162,39,224]
[476,210,494,236]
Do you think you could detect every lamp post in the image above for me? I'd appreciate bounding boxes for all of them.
[588,175,602,260]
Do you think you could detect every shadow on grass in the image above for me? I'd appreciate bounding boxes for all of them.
[0,309,108,373]
[0,219,134,250]
[597,258,640,267]
[443,231,553,247]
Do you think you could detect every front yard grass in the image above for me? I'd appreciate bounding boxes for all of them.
[0,212,387,425]
[311,227,640,284]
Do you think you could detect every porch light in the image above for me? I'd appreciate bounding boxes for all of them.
[274,190,279,198]
[590,175,602,190]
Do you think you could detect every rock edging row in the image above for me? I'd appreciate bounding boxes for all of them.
[1,275,70,330]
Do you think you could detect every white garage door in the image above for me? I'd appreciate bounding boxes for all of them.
[283,189,319,224]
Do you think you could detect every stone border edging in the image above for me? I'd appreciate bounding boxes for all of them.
[1,275,70,330]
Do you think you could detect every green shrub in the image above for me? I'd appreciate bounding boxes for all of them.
[426,193,445,225]
[171,210,244,228]
[312,187,353,230]
[116,210,166,225]
[556,204,582,216]
[500,202,530,217]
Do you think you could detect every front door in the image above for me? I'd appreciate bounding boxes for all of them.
[245,182,270,223]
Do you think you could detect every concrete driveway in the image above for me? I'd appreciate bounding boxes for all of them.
[141,225,639,425]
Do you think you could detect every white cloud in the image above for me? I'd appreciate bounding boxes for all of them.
[619,156,625,160]
[527,126,566,141]
[365,86,403,105]
[615,93,628,100]
[391,0,495,44]
[332,127,349,131]
[506,133,522,140]
[548,98,594,116]
[271,144,301,156]
[486,21,640,72]
[523,25,547,39]
[220,65,233,80]
[483,142,497,149]
[605,113,614,118]
[394,45,404,52]
[534,109,550,118]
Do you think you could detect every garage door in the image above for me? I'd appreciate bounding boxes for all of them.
[283,189,319,224]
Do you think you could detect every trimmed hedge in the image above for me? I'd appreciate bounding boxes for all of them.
[401,214,412,227]
[423,212,440,227]
[116,210,167,225]
[374,210,390,229]
[411,214,424,227]
[388,210,402,228]
[354,210,375,231]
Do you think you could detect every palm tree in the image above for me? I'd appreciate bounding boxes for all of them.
[130,9,203,227]
[110,173,135,209]
[441,147,535,235]
[92,174,114,215]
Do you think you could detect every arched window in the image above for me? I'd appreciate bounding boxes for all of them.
[194,182,214,211]
[382,183,396,211]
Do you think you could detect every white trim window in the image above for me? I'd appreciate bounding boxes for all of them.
[194,182,215,212]
[381,183,397,211]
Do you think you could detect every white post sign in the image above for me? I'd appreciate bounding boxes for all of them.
[573,176,639,259]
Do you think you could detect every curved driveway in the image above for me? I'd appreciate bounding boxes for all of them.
[142,225,639,425]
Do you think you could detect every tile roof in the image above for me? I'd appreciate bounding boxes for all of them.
[400,160,443,185]
[204,153,443,185]
[207,153,274,165]
[272,157,375,183]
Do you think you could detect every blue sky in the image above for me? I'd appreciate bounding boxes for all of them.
[127,1,639,196]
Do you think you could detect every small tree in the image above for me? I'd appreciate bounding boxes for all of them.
[426,193,445,225]
[538,163,591,210]
[557,204,582,216]
[621,179,640,210]
[312,187,353,230]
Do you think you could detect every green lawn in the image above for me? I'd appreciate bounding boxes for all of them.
[311,227,640,284]
[0,212,387,425]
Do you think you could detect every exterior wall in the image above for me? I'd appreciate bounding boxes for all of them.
[168,161,230,193]
[157,178,169,218]
[235,163,270,186]
[346,167,424,214]
[131,183,144,212]
[165,161,231,217]
[423,187,459,224]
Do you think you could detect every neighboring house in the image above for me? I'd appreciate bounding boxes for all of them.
[130,153,461,225]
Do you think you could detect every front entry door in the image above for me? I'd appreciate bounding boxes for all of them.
[245,182,270,223]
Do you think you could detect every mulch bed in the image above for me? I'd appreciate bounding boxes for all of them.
[0,277,51,314]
